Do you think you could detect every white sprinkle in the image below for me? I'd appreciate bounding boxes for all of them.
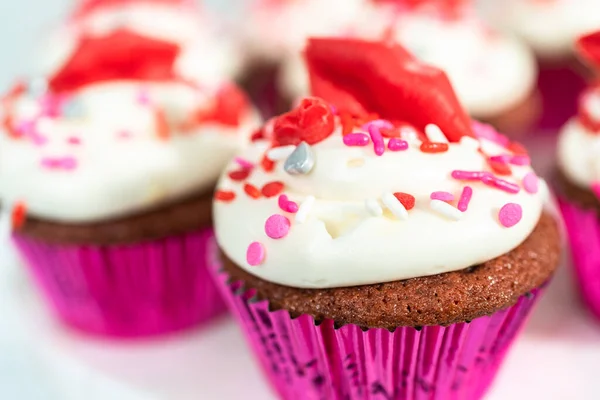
[459,136,480,150]
[365,199,383,217]
[400,127,420,143]
[425,124,448,143]
[430,200,463,221]
[381,193,408,220]
[295,196,315,224]
[267,145,296,161]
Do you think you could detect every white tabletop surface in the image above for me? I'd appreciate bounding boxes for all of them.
[2,1,600,399]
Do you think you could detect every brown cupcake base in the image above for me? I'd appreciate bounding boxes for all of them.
[17,189,214,246]
[219,212,560,329]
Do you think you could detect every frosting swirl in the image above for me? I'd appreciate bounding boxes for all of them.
[214,39,545,289]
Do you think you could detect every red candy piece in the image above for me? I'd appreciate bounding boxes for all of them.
[261,155,275,172]
[244,183,262,199]
[393,192,415,210]
[305,38,473,142]
[272,97,335,146]
[215,190,236,202]
[261,181,285,198]
[50,29,179,93]
[11,202,27,230]
[228,169,251,181]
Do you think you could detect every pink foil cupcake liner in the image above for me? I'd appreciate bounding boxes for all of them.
[210,259,544,400]
[558,198,600,318]
[13,227,226,338]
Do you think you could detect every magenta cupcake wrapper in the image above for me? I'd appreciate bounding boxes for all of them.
[13,228,226,338]
[558,198,600,319]
[209,258,544,400]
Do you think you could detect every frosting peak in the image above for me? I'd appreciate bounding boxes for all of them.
[305,38,474,142]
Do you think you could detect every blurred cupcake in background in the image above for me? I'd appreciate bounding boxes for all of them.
[0,0,260,338]
[279,0,539,136]
[212,38,560,399]
[556,31,600,321]
[487,0,600,132]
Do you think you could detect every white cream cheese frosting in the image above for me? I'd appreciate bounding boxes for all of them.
[214,112,546,289]
[278,4,537,119]
[487,0,600,60]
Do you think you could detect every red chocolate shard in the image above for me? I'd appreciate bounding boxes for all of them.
[577,31,600,69]
[305,38,473,142]
[49,29,179,93]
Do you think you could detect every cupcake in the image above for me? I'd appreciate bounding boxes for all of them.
[279,0,539,135]
[0,0,260,337]
[487,0,600,131]
[556,31,600,319]
[212,39,560,399]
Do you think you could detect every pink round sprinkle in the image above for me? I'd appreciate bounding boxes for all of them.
[265,214,291,239]
[388,138,408,151]
[430,191,454,202]
[343,133,370,147]
[246,242,265,266]
[499,203,522,228]
[522,172,539,194]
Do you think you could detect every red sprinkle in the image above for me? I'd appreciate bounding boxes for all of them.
[508,141,528,155]
[244,183,261,199]
[228,169,251,181]
[215,190,236,202]
[261,155,275,172]
[393,192,415,210]
[261,181,285,198]
[420,142,449,153]
[251,129,265,142]
[155,108,170,141]
[11,202,27,230]
[488,159,512,176]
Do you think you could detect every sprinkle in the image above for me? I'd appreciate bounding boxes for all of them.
[473,122,509,147]
[67,137,81,145]
[278,195,298,213]
[368,125,385,156]
[481,175,520,194]
[457,186,473,212]
[361,119,393,131]
[430,200,463,221]
[136,87,151,105]
[508,142,528,155]
[267,145,297,161]
[228,169,251,181]
[365,199,383,216]
[261,181,285,198]
[215,190,236,202]
[430,191,454,202]
[522,173,539,194]
[499,203,522,227]
[425,124,448,143]
[420,142,449,153]
[460,136,480,150]
[380,127,400,138]
[284,142,315,175]
[251,129,264,142]
[41,156,77,170]
[393,192,415,210]
[265,214,291,239]
[261,155,275,172]
[340,112,355,135]
[343,133,370,147]
[244,183,261,199]
[400,127,419,142]
[11,202,27,230]
[382,192,408,219]
[295,196,315,223]
[451,170,488,181]
[488,159,512,176]
[509,155,530,166]
[246,242,265,266]
[388,138,408,151]
[489,155,510,164]
[235,157,254,169]
[155,108,170,140]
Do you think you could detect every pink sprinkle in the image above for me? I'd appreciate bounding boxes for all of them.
[451,170,489,181]
[41,156,77,170]
[246,242,265,266]
[510,155,530,166]
[522,172,539,194]
[278,195,299,213]
[472,121,510,147]
[17,120,47,146]
[67,137,81,145]
[388,138,408,151]
[361,119,394,131]
[368,125,385,156]
[430,191,454,202]
[265,214,291,239]
[489,155,510,164]
[481,174,520,194]
[235,157,255,169]
[343,133,370,147]
[457,186,473,212]
[38,94,63,118]
[499,203,522,228]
